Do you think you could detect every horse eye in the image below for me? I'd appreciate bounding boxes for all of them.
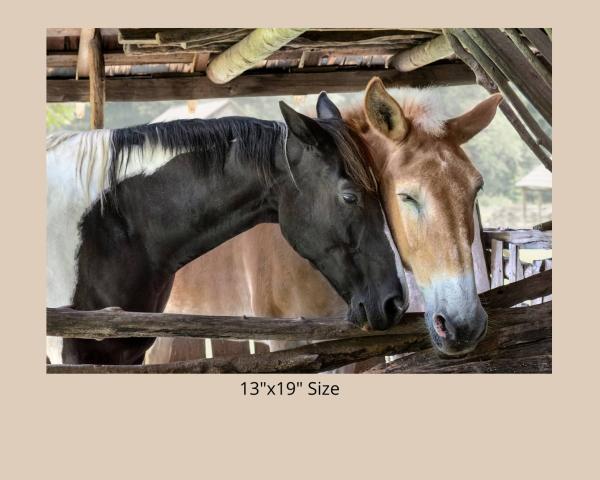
[342,193,358,204]
[398,193,419,206]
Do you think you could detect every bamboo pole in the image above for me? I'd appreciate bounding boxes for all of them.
[389,34,453,72]
[206,28,307,84]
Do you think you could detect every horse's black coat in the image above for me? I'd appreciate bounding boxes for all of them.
[61,98,408,365]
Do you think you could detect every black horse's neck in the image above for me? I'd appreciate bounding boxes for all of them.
[72,119,290,314]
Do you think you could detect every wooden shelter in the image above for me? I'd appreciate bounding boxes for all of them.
[46,28,553,374]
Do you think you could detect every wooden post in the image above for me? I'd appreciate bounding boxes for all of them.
[490,239,504,288]
[389,34,453,72]
[206,28,307,84]
[88,30,105,129]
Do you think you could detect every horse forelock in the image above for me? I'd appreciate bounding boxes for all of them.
[318,119,378,193]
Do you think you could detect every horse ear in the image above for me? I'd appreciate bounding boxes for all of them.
[364,77,409,142]
[316,92,342,120]
[446,93,503,144]
[279,101,325,146]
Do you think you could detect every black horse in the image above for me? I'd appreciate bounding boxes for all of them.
[46,94,409,365]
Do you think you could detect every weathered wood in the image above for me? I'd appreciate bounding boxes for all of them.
[47,28,81,37]
[445,30,552,170]
[480,269,552,309]
[457,29,552,148]
[47,63,475,102]
[206,28,307,84]
[504,28,552,88]
[521,28,552,65]
[466,29,551,125]
[88,30,105,129]
[483,228,552,249]
[76,28,95,79]
[366,318,551,373]
[48,273,551,341]
[490,239,504,288]
[47,303,551,373]
[389,34,453,72]
[533,220,552,231]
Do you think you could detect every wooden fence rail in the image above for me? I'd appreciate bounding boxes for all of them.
[47,302,551,374]
[46,271,552,373]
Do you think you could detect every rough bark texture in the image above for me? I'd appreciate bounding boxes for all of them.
[389,35,453,72]
[47,303,551,374]
[206,28,307,84]
[366,314,551,373]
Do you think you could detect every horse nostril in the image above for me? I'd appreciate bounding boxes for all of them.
[434,314,448,338]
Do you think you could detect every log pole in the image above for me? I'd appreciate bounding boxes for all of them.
[389,34,453,72]
[88,30,105,129]
[206,28,307,84]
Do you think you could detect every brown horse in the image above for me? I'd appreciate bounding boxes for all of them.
[145,78,502,363]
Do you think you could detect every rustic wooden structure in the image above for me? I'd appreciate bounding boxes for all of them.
[46,27,552,373]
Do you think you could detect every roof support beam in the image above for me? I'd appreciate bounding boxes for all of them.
[206,28,307,84]
[47,64,475,103]
[389,34,453,72]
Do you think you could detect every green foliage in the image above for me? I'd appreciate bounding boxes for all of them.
[46,104,76,131]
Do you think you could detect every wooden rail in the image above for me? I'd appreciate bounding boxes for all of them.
[47,302,551,374]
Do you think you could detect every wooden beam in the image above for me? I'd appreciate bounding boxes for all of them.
[47,63,475,102]
[206,28,307,84]
[480,269,552,309]
[445,29,552,170]
[367,313,551,373]
[47,28,81,37]
[521,28,552,65]
[47,303,551,373]
[533,220,552,231]
[483,228,552,249]
[76,28,95,79]
[88,30,105,129]
[389,34,453,72]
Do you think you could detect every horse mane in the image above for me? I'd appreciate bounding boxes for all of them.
[343,87,447,138]
[46,113,378,206]
[316,119,377,193]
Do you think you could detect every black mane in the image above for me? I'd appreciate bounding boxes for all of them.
[109,117,286,195]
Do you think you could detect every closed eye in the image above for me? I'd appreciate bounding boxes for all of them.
[398,193,420,207]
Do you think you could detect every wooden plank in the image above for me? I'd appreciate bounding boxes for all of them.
[480,269,551,309]
[88,30,105,129]
[506,243,521,283]
[47,63,475,102]
[490,239,504,288]
[47,303,551,374]
[521,28,552,65]
[483,229,552,249]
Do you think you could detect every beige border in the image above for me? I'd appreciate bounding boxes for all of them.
[2,1,596,478]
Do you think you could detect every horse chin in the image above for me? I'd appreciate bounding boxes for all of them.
[346,302,370,329]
